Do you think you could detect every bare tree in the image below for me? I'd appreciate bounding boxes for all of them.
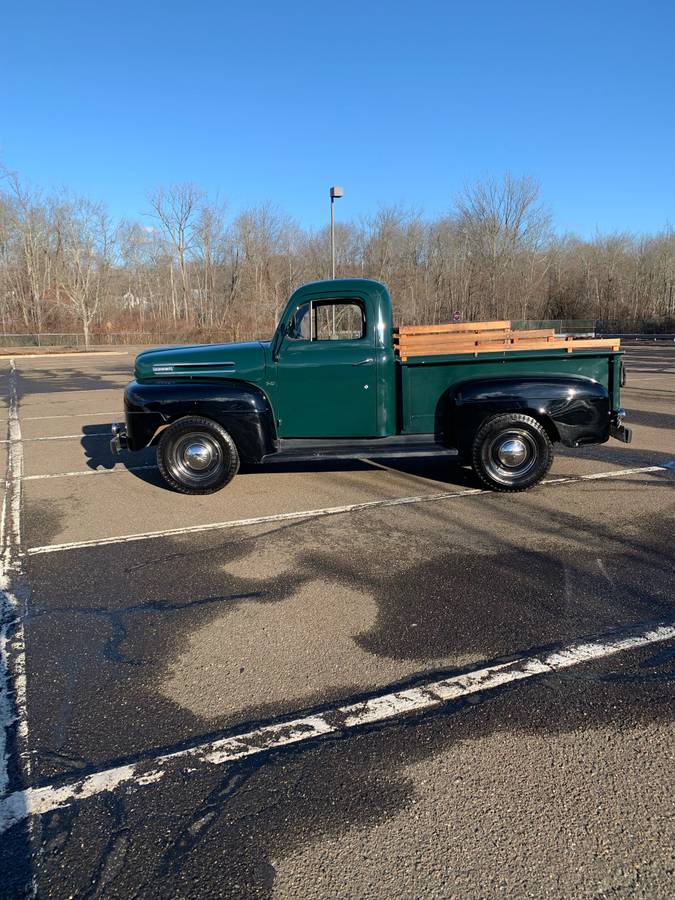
[56,196,114,348]
[457,174,552,318]
[148,183,204,321]
[0,166,54,331]
[193,201,227,328]
[233,204,292,333]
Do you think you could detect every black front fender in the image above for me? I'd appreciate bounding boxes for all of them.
[450,375,610,448]
[124,380,277,462]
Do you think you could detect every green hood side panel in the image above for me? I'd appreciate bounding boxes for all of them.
[134,341,269,385]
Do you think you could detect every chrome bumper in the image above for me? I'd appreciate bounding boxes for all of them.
[110,423,128,455]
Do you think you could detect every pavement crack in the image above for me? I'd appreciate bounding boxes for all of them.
[27,592,264,620]
[80,794,130,899]
[155,766,254,877]
[37,748,89,771]
[25,592,266,667]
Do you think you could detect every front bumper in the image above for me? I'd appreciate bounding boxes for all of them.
[609,408,632,444]
[110,423,128,455]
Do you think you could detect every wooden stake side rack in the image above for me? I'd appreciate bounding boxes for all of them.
[394,320,620,362]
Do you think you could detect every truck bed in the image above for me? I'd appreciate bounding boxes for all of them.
[394,321,623,435]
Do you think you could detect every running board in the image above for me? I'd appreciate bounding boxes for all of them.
[261,439,459,464]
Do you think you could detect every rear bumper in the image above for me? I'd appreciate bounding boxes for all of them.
[610,422,632,443]
[609,408,632,444]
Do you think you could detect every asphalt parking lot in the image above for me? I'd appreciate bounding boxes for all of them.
[1,344,673,898]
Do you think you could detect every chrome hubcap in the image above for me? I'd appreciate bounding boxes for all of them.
[168,431,224,485]
[482,427,539,485]
[496,438,528,468]
[183,441,213,471]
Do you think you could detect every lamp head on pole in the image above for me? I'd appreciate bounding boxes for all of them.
[330,186,344,200]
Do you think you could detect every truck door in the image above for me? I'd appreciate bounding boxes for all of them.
[274,297,378,437]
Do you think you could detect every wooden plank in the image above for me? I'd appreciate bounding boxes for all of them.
[397,319,511,336]
[398,338,512,354]
[396,337,620,360]
[397,341,516,356]
[396,332,556,354]
[398,331,511,347]
[565,338,621,350]
[395,330,511,347]
[395,327,555,348]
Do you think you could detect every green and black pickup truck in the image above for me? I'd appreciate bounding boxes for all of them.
[111,278,631,494]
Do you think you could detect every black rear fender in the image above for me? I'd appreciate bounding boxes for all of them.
[124,380,277,462]
[449,375,610,449]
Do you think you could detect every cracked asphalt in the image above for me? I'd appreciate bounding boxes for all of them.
[0,344,673,898]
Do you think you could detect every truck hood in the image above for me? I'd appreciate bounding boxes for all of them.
[134,341,270,383]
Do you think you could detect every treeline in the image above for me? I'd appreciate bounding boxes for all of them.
[1,168,674,347]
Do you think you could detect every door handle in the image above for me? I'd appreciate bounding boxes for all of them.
[352,357,374,366]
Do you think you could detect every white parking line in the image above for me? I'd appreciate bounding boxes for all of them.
[0,360,31,800]
[0,620,672,834]
[1,351,128,360]
[542,463,674,484]
[22,412,120,421]
[24,461,675,556]
[22,465,156,482]
[0,432,110,444]
[19,388,125,398]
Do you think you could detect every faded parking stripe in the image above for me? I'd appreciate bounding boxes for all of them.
[22,465,156,482]
[24,461,675,556]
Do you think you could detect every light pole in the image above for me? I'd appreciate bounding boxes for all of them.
[329,186,343,279]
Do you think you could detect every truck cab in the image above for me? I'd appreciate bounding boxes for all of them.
[269,279,395,438]
[113,278,630,494]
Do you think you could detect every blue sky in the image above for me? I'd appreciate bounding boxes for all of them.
[1,0,673,235]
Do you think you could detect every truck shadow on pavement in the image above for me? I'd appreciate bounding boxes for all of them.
[556,442,675,470]
[619,407,675,430]
[79,399,675,489]
[80,423,156,475]
[79,422,481,489]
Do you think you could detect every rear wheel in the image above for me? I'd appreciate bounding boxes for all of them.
[471,413,553,492]
[157,416,240,494]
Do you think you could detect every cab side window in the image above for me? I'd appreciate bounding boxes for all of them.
[287,300,365,341]
[314,302,364,340]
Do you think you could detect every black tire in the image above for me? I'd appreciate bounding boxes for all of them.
[157,416,240,495]
[471,413,553,492]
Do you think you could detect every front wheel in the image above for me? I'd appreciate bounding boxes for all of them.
[157,416,240,494]
[471,413,553,492]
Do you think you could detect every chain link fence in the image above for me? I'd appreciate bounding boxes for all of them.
[0,331,255,348]
[512,319,596,336]
[0,320,599,348]
[3,321,675,348]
